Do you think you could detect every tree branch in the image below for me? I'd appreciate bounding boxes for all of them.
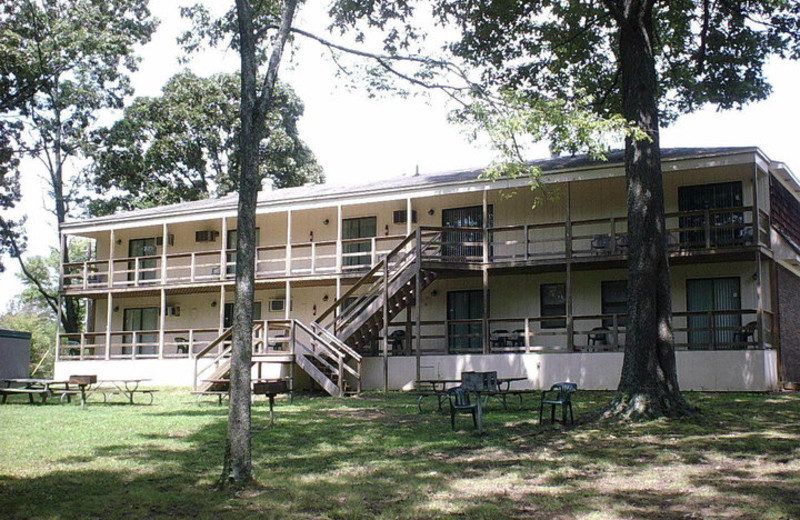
[0,217,60,318]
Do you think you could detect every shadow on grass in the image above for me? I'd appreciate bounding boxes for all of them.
[2,391,800,519]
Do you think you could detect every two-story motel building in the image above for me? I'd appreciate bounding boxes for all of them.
[54,147,800,395]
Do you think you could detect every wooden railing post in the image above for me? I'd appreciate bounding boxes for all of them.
[707,311,715,349]
[82,263,88,290]
[190,252,196,282]
[134,257,140,286]
[704,210,712,249]
[108,229,115,289]
[523,224,530,260]
[524,317,531,352]
[612,314,619,349]
[188,329,195,357]
[310,242,316,274]
[371,237,377,266]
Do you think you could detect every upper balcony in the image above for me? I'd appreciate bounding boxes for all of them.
[61,204,769,295]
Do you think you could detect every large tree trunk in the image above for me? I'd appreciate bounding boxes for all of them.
[605,1,691,419]
[221,0,299,488]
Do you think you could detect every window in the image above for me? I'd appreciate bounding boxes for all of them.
[223,301,263,328]
[678,181,743,248]
[601,280,627,327]
[540,283,566,329]
[342,217,376,267]
[441,205,493,259]
[226,228,260,275]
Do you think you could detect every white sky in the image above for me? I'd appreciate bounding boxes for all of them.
[2,0,800,310]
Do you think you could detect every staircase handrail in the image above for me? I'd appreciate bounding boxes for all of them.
[294,319,361,381]
[193,327,232,360]
[310,321,362,362]
[332,251,417,333]
[315,231,418,325]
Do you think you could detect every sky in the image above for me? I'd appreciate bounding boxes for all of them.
[2,1,800,310]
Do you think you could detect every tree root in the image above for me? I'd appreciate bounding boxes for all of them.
[601,391,699,421]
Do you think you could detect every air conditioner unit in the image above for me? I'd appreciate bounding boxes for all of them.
[156,234,175,246]
[393,209,418,224]
[268,299,285,313]
[167,306,181,317]
[195,230,219,242]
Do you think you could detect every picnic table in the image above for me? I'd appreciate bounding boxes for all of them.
[0,378,70,404]
[99,379,157,404]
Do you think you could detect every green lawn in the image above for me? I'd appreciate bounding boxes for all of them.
[1,389,799,519]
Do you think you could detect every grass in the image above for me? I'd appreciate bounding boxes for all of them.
[1,389,799,519]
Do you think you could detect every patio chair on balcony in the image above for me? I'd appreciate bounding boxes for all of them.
[615,233,629,253]
[490,329,509,348]
[588,327,609,349]
[733,321,757,347]
[511,329,526,347]
[389,329,406,354]
[591,235,612,255]
[175,337,189,355]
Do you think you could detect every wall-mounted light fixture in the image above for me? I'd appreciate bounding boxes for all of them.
[211,300,217,308]
[116,239,122,245]
[323,218,330,226]
[322,294,329,302]
[113,306,120,312]
[309,230,314,242]
[430,289,439,297]
[385,224,390,236]
[428,209,435,216]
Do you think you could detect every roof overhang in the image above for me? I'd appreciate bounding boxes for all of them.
[61,147,765,236]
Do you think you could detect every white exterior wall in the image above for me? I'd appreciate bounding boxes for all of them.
[362,349,778,392]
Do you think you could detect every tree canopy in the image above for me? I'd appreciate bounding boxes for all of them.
[330,0,800,418]
[85,71,323,216]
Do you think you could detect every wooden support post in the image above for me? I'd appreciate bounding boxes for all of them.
[415,228,422,381]
[161,223,168,284]
[285,280,291,320]
[336,205,343,273]
[159,288,166,359]
[565,182,572,258]
[566,263,574,352]
[756,251,764,349]
[218,286,226,334]
[482,189,489,264]
[56,293,63,361]
[406,197,413,236]
[769,258,782,382]
[482,267,490,354]
[286,210,292,275]
[524,317,531,352]
[220,217,228,280]
[105,293,113,360]
[108,229,115,288]
[383,260,389,392]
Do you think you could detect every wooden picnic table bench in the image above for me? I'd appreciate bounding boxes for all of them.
[0,378,70,404]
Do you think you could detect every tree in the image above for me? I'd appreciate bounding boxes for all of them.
[13,241,89,332]
[0,0,156,332]
[330,0,800,418]
[85,71,323,216]
[182,0,301,486]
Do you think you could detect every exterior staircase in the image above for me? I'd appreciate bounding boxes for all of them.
[315,228,439,351]
[193,229,439,397]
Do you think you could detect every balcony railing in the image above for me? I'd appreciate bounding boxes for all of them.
[62,206,766,292]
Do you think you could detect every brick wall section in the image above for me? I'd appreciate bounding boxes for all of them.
[777,265,800,383]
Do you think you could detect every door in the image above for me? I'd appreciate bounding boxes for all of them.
[678,182,743,248]
[441,205,493,260]
[128,238,158,282]
[342,216,376,268]
[686,277,741,349]
[447,290,484,352]
[123,307,159,355]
